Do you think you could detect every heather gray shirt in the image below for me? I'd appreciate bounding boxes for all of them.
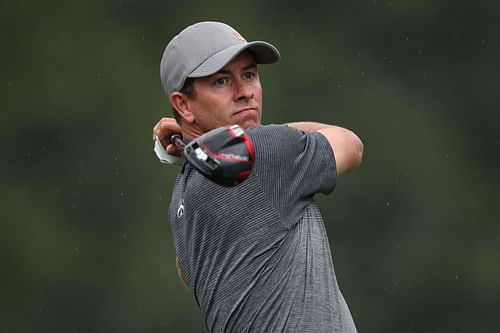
[169,125,357,332]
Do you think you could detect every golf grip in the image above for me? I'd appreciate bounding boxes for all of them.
[170,134,185,149]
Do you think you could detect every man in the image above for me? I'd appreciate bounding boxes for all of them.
[153,21,363,332]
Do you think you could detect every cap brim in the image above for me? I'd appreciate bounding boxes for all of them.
[188,41,280,78]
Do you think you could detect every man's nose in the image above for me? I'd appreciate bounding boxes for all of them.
[234,80,253,101]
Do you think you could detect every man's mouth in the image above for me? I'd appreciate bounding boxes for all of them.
[234,107,257,115]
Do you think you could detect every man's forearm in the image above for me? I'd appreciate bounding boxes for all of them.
[287,121,364,175]
[287,121,335,132]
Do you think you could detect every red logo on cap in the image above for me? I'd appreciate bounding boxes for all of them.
[233,32,247,42]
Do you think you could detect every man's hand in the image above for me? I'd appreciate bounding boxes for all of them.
[152,117,183,157]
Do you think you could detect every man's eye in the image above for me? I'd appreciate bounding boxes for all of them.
[215,78,228,86]
[243,72,255,79]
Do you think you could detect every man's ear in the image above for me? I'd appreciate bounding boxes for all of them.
[170,92,195,124]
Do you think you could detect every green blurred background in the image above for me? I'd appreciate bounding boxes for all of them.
[2,0,499,332]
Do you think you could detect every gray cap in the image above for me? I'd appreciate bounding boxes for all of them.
[160,21,280,96]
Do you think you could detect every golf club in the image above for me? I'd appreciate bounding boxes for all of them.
[157,125,255,187]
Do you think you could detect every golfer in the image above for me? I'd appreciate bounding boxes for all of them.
[153,21,363,332]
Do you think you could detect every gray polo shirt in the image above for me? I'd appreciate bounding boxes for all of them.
[169,124,357,332]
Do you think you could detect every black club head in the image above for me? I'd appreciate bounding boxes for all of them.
[183,125,255,187]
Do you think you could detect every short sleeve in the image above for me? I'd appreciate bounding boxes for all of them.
[247,125,337,227]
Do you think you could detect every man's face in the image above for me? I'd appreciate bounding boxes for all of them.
[187,52,263,132]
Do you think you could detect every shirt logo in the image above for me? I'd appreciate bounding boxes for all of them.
[177,199,185,218]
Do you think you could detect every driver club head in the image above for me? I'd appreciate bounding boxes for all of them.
[183,125,255,187]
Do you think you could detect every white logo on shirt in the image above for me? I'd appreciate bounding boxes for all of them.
[177,199,185,218]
